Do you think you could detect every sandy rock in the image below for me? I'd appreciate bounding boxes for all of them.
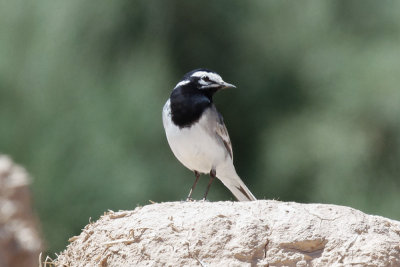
[0,155,42,267]
[55,201,400,267]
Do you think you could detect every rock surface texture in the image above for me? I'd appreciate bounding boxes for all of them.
[0,155,42,267]
[55,201,400,267]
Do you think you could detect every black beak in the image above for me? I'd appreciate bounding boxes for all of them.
[219,81,236,89]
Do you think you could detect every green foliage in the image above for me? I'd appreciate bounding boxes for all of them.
[1,0,399,253]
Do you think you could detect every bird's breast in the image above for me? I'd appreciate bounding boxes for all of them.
[162,100,227,174]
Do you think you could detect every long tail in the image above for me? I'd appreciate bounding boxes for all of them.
[217,167,256,201]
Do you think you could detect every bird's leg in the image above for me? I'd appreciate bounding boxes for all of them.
[202,169,216,201]
[186,171,200,201]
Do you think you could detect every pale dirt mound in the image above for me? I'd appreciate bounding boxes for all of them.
[54,200,400,266]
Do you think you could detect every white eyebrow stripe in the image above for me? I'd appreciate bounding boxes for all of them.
[174,80,190,89]
[191,71,210,78]
[191,71,223,84]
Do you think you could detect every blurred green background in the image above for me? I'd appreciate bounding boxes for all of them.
[1,0,400,254]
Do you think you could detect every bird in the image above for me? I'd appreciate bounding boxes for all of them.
[162,68,256,201]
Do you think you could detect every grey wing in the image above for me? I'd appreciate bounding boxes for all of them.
[212,106,233,159]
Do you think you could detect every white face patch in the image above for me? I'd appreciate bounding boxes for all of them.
[191,71,224,89]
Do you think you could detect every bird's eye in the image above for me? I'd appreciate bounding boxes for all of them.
[202,76,211,82]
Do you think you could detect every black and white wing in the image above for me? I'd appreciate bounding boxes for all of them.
[210,105,233,159]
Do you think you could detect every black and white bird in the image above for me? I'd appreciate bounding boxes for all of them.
[162,68,256,201]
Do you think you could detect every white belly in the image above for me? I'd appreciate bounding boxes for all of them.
[162,100,227,174]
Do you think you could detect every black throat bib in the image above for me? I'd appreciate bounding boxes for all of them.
[170,85,215,128]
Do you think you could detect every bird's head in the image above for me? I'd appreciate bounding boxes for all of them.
[175,68,236,92]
